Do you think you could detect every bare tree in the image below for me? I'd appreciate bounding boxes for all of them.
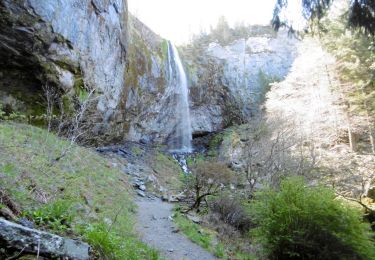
[42,84,59,132]
[185,161,235,212]
[334,176,375,220]
[42,83,99,162]
[54,87,98,162]
[242,115,317,196]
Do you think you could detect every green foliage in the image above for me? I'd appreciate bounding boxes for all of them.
[250,177,375,259]
[174,212,213,249]
[0,104,28,122]
[160,39,169,61]
[214,243,225,258]
[82,222,159,260]
[257,69,280,104]
[186,154,205,167]
[152,151,185,190]
[208,133,225,157]
[0,122,158,259]
[131,146,144,156]
[78,89,90,103]
[174,211,248,259]
[1,163,16,177]
[26,200,74,233]
[207,129,236,157]
[320,10,375,119]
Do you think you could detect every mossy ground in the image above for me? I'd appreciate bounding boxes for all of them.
[0,122,159,259]
[173,211,254,260]
[150,151,185,193]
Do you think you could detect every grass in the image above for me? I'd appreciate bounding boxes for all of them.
[0,122,159,259]
[174,211,232,259]
[174,208,256,260]
[150,151,185,192]
[174,212,214,249]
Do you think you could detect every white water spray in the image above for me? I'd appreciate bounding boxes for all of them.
[167,42,192,153]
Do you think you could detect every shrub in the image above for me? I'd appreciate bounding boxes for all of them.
[174,212,213,249]
[82,222,159,260]
[186,161,235,211]
[250,177,375,259]
[210,195,253,232]
[26,200,75,233]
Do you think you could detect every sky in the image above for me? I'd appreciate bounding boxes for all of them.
[129,0,278,44]
[128,0,304,44]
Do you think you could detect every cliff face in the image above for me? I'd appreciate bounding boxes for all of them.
[0,0,128,142]
[123,15,178,144]
[123,22,299,143]
[0,1,297,145]
[181,29,298,136]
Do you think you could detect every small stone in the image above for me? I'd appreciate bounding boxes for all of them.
[187,214,201,224]
[139,185,146,191]
[168,249,174,252]
[137,190,146,197]
[168,195,179,203]
[103,218,112,226]
[171,228,180,233]
[147,174,157,183]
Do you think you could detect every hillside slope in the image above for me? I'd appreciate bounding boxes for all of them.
[0,122,158,259]
[266,39,375,198]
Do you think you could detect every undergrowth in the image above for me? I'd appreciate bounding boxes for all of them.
[250,177,375,259]
[0,122,159,259]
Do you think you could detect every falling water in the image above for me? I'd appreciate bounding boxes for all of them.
[167,42,193,153]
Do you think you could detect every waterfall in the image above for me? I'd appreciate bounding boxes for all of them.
[167,42,193,153]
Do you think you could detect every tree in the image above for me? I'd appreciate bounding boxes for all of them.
[251,177,375,259]
[210,16,234,45]
[242,116,316,196]
[273,0,375,35]
[185,161,235,212]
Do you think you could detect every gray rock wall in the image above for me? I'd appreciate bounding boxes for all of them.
[0,0,128,142]
[0,1,297,146]
[181,29,299,136]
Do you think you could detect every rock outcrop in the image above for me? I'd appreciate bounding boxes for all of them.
[124,15,177,144]
[124,23,298,143]
[0,0,128,141]
[0,0,297,146]
[181,29,298,136]
[0,218,90,259]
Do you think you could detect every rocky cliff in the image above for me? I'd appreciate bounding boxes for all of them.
[125,23,299,143]
[181,29,298,136]
[0,1,298,146]
[0,0,128,142]
[123,15,179,144]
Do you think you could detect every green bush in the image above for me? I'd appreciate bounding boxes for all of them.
[82,222,159,260]
[250,177,375,259]
[26,200,75,233]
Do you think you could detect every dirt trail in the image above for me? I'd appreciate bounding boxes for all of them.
[135,197,216,260]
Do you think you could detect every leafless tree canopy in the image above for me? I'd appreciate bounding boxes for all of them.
[186,161,235,211]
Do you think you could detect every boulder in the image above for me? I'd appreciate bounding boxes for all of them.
[0,218,90,259]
